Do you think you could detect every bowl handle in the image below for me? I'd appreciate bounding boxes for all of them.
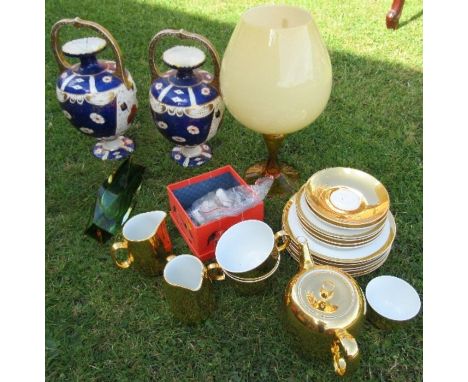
[206,262,225,281]
[148,29,221,91]
[274,230,291,253]
[51,17,132,90]
[331,329,360,376]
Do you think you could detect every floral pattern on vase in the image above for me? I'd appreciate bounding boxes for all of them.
[52,18,138,161]
[148,30,224,168]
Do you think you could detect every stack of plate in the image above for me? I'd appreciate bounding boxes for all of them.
[282,167,396,276]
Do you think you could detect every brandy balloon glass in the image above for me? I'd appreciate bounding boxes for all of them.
[220,5,332,194]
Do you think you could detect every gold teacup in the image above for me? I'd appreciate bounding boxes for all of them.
[214,220,290,294]
[110,211,173,276]
[163,254,224,324]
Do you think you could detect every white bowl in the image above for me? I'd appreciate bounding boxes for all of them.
[215,220,274,274]
[366,275,421,322]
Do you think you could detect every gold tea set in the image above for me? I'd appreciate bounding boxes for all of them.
[107,167,420,377]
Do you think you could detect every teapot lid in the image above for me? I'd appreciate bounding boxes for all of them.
[163,46,206,69]
[292,266,364,329]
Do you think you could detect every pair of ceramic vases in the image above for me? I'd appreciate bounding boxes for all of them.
[51,18,224,167]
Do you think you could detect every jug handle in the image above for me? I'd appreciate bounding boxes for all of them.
[50,17,133,90]
[110,241,134,269]
[331,329,360,377]
[148,29,221,91]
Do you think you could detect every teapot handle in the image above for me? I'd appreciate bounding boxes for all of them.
[148,29,221,91]
[331,329,360,377]
[50,17,132,90]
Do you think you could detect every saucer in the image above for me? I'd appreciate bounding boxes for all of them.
[305,167,390,228]
[297,188,386,240]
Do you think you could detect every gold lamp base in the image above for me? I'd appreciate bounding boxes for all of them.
[245,134,299,196]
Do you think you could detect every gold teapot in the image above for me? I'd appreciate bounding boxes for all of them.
[283,238,366,377]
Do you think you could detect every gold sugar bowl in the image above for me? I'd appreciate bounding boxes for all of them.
[282,238,366,377]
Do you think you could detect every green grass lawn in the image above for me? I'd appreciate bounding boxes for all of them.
[45,0,422,380]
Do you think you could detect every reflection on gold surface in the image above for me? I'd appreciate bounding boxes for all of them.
[296,187,386,240]
[282,240,365,376]
[305,168,390,228]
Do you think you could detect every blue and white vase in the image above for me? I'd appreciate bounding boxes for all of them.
[148,30,224,167]
[51,18,138,160]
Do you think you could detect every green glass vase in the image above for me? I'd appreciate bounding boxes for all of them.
[85,158,145,243]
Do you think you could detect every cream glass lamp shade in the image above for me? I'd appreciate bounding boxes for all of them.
[220,5,332,194]
[221,5,332,134]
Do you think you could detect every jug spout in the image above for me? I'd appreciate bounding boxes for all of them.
[164,255,205,291]
[163,254,217,324]
[146,211,172,253]
[145,210,167,231]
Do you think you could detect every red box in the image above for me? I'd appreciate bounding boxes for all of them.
[167,165,264,262]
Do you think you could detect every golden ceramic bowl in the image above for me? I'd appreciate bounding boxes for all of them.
[305,168,390,228]
[214,220,289,294]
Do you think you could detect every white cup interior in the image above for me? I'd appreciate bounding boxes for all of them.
[164,255,204,291]
[366,275,421,321]
[123,211,166,241]
[215,220,274,273]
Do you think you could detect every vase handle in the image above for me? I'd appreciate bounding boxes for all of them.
[50,17,132,90]
[148,29,221,91]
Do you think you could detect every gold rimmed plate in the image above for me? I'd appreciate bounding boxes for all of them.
[294,212,382,248]
[286,244,391,276]
[285,233,391,267]
[286,239,392,275]
[294,226,380,248]
[305,167,390,228]
[296,201,385,247]
[297,187,386,240]
[281,197,396,264]
[297,216,382,247]
[286,240,391,269]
